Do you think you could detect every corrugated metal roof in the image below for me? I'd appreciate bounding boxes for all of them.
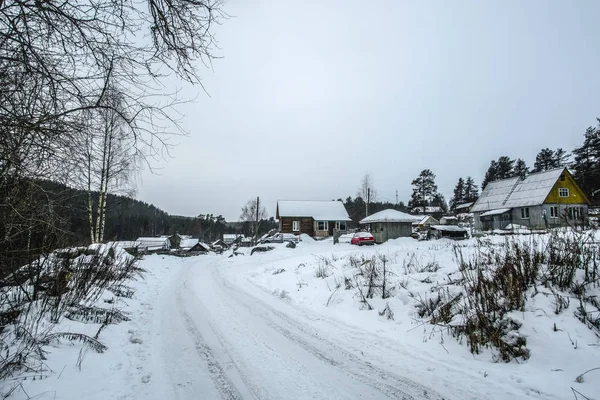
[359,209,420,224]
[277,200,351,221]
[471,168,565,212]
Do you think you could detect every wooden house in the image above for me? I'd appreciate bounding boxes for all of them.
[454,202,473,214]
[276,200,351,238]
[359,209,419,243]
[471,168,589,231]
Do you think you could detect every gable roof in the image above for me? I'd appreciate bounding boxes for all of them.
[359,209,420,224]
[471,168,571,212]
[412,215,440,225]
[276,200,351,221]
[455,202,473,210]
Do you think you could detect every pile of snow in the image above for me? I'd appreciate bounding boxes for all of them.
[299,233,315,242]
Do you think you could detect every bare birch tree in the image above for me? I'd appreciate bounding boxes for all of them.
[1,0,226,267]
[240,198,268,243]
[357,173,378,202]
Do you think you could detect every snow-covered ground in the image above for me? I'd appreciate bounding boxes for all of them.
[11,236,600,400]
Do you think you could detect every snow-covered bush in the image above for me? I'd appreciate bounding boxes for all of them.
[0,244,140,387]
[420,230,600,362]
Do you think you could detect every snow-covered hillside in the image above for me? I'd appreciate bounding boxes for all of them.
[8,234,600,400]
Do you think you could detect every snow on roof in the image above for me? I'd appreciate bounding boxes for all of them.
[223,234,244,240]
[455,202,473,210]
[479,208,511,217]
[190,242,210,251]
[359,209,419,224]
[180,238,199,249]
[136,237,170,245]
[411,215,439,225]
[471,168,567,212]
[412,206,443,213]
[277,200,351,221]
[430,225,467,232]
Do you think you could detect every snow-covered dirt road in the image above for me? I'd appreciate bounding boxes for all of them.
[159,255,447,400]
[17,238,598,400]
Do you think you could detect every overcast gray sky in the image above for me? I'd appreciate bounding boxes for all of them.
[137,0,600,221]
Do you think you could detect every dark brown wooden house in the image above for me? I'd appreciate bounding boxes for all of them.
[276,200,351,238]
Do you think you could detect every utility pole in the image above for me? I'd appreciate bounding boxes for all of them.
[366,188,370,217]
[255,196,260,244]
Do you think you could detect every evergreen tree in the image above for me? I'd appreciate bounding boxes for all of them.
[482,160,498,189]
[532,148,555,172]
[410,169,438,209]
[532,148,569,173]
[572,122,600,203]
[482,156,515,188]
[464,176,479,203]
[514,158,529,179]
[554,148,570,168]
[496,156,515,179]
[450,177,465,211]
[432,193,448,213]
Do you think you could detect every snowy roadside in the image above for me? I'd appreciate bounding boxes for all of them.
[5,254,189,400]
[223,235,600,400]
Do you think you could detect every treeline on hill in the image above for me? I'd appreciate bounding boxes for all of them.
[0,179,269,262]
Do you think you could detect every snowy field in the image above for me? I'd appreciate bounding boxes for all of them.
[8,234,600,400]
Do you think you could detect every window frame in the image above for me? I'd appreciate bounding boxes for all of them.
[316,221,328,231]
[335,221,347,231]
[550,206,558,218]
[292,220,300,232]
[558,188,570,198]
[520,207,530,219]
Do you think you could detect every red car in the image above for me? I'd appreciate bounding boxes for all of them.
[351,232,375,246]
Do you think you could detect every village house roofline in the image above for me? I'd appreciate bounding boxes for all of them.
[276,200,351,221]
[471,167,585,213]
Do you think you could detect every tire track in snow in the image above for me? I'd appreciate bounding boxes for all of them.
[211,267,448,400]
[175,286,244,400]
[180,279,270,400]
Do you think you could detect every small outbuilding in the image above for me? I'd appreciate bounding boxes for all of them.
[412,215,439,230]
[135,237,171,252]
[359,209,420,244]
[188,242,211,254]
[429,225,468,240]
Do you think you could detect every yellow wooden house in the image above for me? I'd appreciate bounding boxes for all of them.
[471,168,590,231]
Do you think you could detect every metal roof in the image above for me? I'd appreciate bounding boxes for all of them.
[471,168,566,213]
[479,208,511,217]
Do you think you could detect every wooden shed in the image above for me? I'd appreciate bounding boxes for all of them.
[359,209,420,244]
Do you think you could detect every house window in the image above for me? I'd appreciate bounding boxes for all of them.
[521,207,530,219]
[568,207,582,220]
[550,206,558,218]
[316,221,328,231]
[560,174,566,182]
[559,188,570,197]
[292,220,300,232]
[335,221,346,231]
